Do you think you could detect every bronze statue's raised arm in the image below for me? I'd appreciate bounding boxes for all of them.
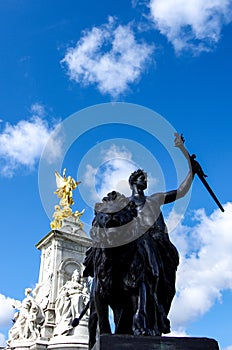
[173,133,224,212]
[163,133,194,204]
[164,133,224,212]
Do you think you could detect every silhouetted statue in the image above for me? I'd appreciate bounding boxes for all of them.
[82,133,198,349]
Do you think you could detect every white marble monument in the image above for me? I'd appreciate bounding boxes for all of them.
[6,170,92,350]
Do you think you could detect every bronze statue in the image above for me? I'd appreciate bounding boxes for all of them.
[78,133,222,349]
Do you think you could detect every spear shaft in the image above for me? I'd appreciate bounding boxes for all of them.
[175,133,224,212]
[197,172,224,212]
[72,301,90,328]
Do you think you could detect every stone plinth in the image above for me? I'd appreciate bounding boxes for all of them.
[6,218,92,350]
[47,334,88,350]
[6,336,88,350]
[93,335,220,350]
[35,219,91,340]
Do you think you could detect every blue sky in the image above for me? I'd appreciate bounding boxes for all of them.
[0,0,232,348]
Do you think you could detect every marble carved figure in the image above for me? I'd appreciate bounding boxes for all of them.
[54,269,89,336]
[8,288,45,344]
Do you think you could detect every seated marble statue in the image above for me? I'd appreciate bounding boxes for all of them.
[54,269,89,336]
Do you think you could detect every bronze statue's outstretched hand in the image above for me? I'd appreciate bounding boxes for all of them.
[174,133,190,162]
[174,132,185,149]
[174,133,204,175]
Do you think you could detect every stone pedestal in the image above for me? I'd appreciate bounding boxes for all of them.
[6,217,92,350]
[35,219,91,339]
[6,337,88,350]
[47,334,88,350]
[93,335,220,350]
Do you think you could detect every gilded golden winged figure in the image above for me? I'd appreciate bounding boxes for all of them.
[50,169,84,230]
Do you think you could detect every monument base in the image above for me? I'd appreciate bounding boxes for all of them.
[93,334,220,350]
[6,335,88,350]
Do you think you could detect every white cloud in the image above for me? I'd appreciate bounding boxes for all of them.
[149,0,232,53]
[0,294,20,347]
[168,328,188,337]
[223,346,232,350]
[101,144,133,163]
[83,164,99,202]
[0,105,62,177]
[61,17,154,98]
[0,333,6,347]
[166,210,190,254]
[83,144,158,204]
[84,144,137,199]
[97,158,136,198]
[0,294,17,328]
[169,202,232,331]
[30,103,46,117]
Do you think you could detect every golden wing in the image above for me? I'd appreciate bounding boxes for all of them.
[55,170,65,188]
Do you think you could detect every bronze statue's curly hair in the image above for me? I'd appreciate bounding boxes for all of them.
[128,169,147,188]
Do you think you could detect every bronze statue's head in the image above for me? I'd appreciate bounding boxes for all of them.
[129,169,147,190]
